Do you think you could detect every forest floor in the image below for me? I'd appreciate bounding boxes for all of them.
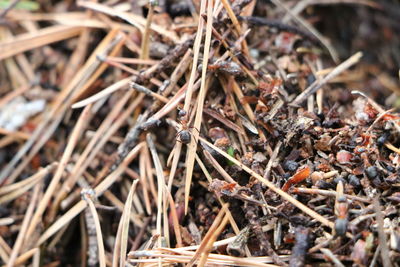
[0,0,400,266]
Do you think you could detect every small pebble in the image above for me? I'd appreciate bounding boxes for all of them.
[283,160,299,172]
[365,166,378,179]
[310,171,324,184]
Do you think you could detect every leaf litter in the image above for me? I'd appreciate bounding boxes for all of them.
[0,0,400,266]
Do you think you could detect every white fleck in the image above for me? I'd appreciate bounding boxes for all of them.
[0,97,46,131]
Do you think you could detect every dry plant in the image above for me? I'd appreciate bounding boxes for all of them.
[1,0,400,266]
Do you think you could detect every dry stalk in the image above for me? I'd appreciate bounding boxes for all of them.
[0,248,38,267]
[184,0,214,213]
[164,186,183,247]
[140,1,155,61]
[37,142,144,245]
[72,76,132,109]
[0,28,123,185]
[0,25,83,60]
[119,180,139,267]
[291,52,362,106]
[203,150,236,183]
[187,203,229,267]
[139,147,152,215]
[220,0,250,57]
[6,184,40,267]
[146,134,166,248]
[81,189,106,267]
[198,213,230,267]
[52,92,143,219]
[373,197,393,267]
[26,104,92,239]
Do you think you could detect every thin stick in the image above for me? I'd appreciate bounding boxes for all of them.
[72,76,132,108]
[119,180,139,267]
[140,1,155,61]
[187,203,228,267]
[320,248,345,267]
[291,52,362,106]
[130,82,169,103]
[198,213,230,267]
[203,150,236,183]
[200,137,335,229]
[164,186,183,247]
[373,197,393,267]
[292,187,371,203]
[82,190,106,267]
[146,134,166,248]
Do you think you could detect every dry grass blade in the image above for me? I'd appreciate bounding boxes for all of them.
[187,203,229,267]
[0,28,123,185]
[0,25,83,60]
[82,189,106,267]
[164,187,183,248]
[72,76,132,108]
[167,142,182,191]
[77,1,178,42]
[25,104,92,238]
[197,213,230,267]
[0,236,11,262]
[146,133,166,248]
[112,215,123,267]
[37,142,144,245]
[184,0,213,214]
[180,1,206,114]
[0,248,38,267]
[139,2,154,61]
[0,162,56,196]
[119,180,139,267]
[139,146,152,215]
[6,184,40,267]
